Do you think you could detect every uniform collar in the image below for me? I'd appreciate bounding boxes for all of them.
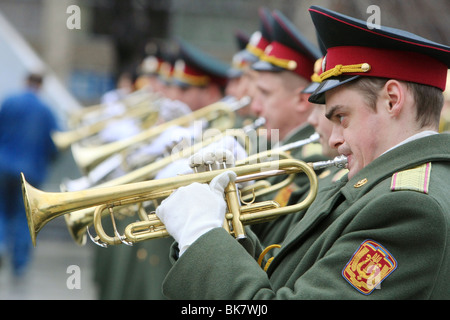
[342,133,450,203]
[381,130,438,156]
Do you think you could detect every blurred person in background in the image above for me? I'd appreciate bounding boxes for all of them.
[0,72,59,278]
[439,70,450,132]
[248,10,327,241]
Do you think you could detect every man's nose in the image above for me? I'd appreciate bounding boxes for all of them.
[329,124,344,150]
[250,97,262,115]
[307,108,319,128]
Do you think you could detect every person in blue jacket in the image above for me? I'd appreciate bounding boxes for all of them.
[0,73,59,277]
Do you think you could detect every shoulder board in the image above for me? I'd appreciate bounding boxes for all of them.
[390,162,431,194]
[301,143,323,159]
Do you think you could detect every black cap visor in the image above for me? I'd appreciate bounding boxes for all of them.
[302,82,320,94]
[308,75,360,104]
[251,59,285,73]
[227,68,244,79]
[239,50,260,65]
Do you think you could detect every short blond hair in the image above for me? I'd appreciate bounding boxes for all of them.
[347,77,443,129]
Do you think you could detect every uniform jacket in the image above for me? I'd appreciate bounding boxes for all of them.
[255,164,348,248]
[163,133,450,299]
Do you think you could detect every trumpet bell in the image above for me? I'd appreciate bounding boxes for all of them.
[22,174,37,247]
[22,173,58,247]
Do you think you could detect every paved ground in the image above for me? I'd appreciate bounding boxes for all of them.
[0,150,99,300]
[0,218,99,300]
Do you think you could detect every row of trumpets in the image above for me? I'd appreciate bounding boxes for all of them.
[23,87,347,248]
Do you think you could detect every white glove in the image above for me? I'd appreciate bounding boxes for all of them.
[156,171,237,256]
[159,98,192,122]
[156,136,247,178]
[135,125,191,158]
[99,118,141,142]
[155,158,192,179]
[188,136,247,172]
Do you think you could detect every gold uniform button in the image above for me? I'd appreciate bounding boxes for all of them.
[361,63,371,72]
[287,60,297,70]
[149,254,160,266]
[137,248,148,260]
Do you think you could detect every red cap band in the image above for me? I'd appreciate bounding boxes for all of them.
[246,32,270,58]
[325,46,448,91]
[174,60,211,86]
[261,41,315,80]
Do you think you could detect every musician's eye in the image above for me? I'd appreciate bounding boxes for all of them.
[336,114,348,128]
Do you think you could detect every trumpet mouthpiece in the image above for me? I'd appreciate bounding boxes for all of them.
[311,155,348,170]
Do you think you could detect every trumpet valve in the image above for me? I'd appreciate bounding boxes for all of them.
[203,151,216,171]
[189,153,204,173]
[215,149,235,169]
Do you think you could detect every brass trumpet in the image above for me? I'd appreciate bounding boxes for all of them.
[71,96,250,173]
[60,129,249,243]
[22,156,347,247]
[63,129,252,244]
[63,131,318,245]
[237,132,320,201]
[52,100,159,150]
[67,88,155,127]
[63,131,321,245]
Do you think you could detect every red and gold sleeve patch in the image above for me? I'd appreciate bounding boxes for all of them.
[342,240,397,295]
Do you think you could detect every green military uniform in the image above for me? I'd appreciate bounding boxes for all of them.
[116,237,173,299]
[255,162,347,248]
[93,209,172,300]
[92,198,183,298]
[162,133,450,299]
[157,5,450,300]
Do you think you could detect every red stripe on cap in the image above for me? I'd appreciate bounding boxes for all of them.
[256,37,270,52]
[265,41,315,80]
[309,8,450,55]
[325,46,448,90]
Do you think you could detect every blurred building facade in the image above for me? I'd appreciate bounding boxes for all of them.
[0,0,448,106]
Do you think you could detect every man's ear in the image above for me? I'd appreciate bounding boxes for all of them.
[383,80,406,117]
[296,91,312,112]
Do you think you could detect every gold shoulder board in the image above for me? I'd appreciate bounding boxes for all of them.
[390,162,431,194]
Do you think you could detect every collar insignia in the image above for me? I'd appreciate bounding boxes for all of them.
[354,178,368,188]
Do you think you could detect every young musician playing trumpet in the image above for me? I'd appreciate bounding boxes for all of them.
[156,6,450,299]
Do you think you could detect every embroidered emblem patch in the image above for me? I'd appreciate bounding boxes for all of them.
[342,240,397,295]
[391,162,431,194]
